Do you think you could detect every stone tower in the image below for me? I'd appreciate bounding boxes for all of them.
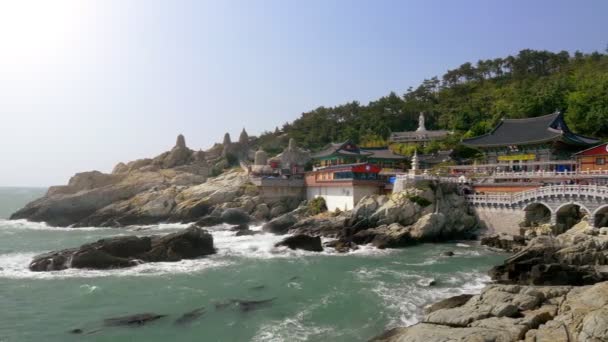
[176,134,187,149]
[223,132,232,146]
[254,148,268,166]
[239,128,249,145]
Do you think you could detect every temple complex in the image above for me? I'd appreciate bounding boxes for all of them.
[457,112,599,173]
[389,112,450,144]
[311,140,407,170]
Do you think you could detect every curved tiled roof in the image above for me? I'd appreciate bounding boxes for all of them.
[462,112,599,148]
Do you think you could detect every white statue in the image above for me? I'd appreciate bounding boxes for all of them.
[416,112,427,132]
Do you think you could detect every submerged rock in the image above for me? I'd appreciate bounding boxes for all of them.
[29,226,215,271]
[104,313,167,327]
[174,307,205,325]
[275,234,323,252]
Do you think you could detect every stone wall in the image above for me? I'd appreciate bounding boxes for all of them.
[473,207,524,235]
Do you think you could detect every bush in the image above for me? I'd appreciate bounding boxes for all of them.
[407,195,432,207]
[308,197,328,215]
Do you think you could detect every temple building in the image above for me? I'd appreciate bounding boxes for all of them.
[305,163,385,211]
[574,143,608,173]
[461,112,600,172]
[311,140,407,170]
[389,112,450,144]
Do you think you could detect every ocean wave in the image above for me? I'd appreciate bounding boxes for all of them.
[252,294,335,342]
[0,219,110,231]
[0,251,232,279]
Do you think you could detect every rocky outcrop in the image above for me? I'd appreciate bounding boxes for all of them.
[29,226,215,271]
[275,234,323,252]
[481,232,527,252]
[11,135,222,227]
[490,220,608,286]
[372,282,608,342]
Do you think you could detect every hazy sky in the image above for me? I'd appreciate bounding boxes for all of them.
[1,0,607,186]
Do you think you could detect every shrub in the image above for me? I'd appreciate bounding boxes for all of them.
[407,195,432,207]
[308,197,328,215]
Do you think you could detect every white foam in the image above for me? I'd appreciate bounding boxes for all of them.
[0,219,109,231]
[0,251,232,279]
[252,294,334,342]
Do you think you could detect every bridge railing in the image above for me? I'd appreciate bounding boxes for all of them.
[465,185,608,206]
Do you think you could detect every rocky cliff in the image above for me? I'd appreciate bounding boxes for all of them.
[9,134,291,227]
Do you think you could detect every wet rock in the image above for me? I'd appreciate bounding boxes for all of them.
[103,313,166,327]
[29,226,215,271]
[174,307,205,325]
[230,224,249,231]
[441,251,454,257]
[425,294,473,314]
[275,234,323,252]
[324,239,358,253]
[249,285,265,291]
[235,298,276,312]
[352,223,413,249]
[220,208,251,225]
[69,329,83,334]
[195,215,223,227]
[235,229,261,236]
[262,213,298,234]
[481,233,526,252]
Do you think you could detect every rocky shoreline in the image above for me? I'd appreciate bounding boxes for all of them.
[370,220,608,342]
[9,135,608,341]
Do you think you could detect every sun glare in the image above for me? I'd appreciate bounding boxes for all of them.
[0,0,88,71]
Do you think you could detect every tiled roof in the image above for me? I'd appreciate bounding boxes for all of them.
[462,112,600,148]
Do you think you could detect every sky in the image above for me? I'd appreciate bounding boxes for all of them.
[1,0,607,187]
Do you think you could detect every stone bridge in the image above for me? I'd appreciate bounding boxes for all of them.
[465,185,608,233]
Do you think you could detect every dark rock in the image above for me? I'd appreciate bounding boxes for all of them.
[488,234,608,286]
[195,215,223,227]
[424,294,473,314]
[249,285,266,291]
[174,307,205,325]
[220,208,251,225]
[69,329,83,334]
[262,213,298,234]
[481,233,526,252]
[230,224,249,231]
[142,226,216,262]
[103,313,166,327]
[324,239,358,253]
[235,298,276,312]
[29,226,215,271]
[235,229,261,236]
[275,234,323,252]
[441,251,455,257]
[351,223,413,249]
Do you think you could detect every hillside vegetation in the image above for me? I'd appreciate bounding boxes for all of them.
[258,49,608,155]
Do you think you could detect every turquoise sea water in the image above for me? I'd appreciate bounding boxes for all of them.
[0,188,505,342]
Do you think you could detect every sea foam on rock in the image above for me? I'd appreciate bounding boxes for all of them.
[29,226,215,271]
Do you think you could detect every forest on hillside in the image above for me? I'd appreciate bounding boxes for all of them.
[257,49,608,156]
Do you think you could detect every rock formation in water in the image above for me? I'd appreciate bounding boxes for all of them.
[9,133,288,227]
[29,226,215,271]
[372,281,608,342]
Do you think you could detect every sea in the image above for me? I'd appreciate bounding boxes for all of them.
[0,187,505,342]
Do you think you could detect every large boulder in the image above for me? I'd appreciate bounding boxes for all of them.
[481,233,527,252]
[29,226,215,271]
[490,221,608,285]
[275,234,323,252]
[262,213,298,234]
[220,208,251,225]
[352,223,413,249]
